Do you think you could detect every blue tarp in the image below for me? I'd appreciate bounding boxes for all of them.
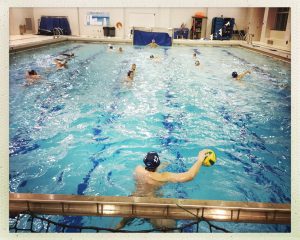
[133,30,172,46]
[39,16,71,35]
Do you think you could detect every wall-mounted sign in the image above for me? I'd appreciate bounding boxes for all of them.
[86,12,110,26]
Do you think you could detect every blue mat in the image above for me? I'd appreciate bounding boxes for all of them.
[39,16,71,35]
[133,30,172,46]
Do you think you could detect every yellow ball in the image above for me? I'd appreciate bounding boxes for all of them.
[202,150,217,167]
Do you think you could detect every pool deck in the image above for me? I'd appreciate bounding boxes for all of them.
[9,34,291,62]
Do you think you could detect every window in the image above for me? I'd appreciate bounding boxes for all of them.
[274,8,289,31]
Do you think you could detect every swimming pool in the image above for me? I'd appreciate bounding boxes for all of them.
[9,42,291,232]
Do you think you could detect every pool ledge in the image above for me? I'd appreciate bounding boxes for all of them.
[9,36,67,52]
[10,192,291,224]
[9,35,291,62]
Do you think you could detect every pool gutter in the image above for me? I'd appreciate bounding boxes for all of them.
[9,36,291,62]
[10,193,290,224]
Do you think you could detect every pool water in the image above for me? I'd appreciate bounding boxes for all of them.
[9,42,291,232]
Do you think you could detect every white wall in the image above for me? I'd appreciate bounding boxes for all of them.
[9,7,290,50]
[264,8,277,39]
[10,8,34,35]
[259,8,290,49]
[247,8,264,41]
[284,10,291,45]
[169,8,207,28]
[124,8,159,37]
[22,7,251,39]
[78,8,124,38]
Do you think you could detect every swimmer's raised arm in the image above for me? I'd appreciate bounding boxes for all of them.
[156,161,170,172]
[236,70,251,80]
[149,149,210,183]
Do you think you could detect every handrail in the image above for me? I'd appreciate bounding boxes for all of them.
[10,193,290,224]
[244,32,253,45]
[53,28,62,37]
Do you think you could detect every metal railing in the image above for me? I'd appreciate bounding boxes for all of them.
[53,27,63,38]
[244,32,253,45]
[10,193,290,225]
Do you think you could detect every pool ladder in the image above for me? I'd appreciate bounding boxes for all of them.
[244,32,253,45]
[53,27,63,39]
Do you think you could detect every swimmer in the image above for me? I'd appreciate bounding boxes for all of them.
[126,70,134,81]
[195,60,200,66]
[131,63,136,72]
[25,70,41,85]
[54,59,68,70]
[114,149,212,231]
[148,39,159,48]
[232,70,251,80]
[108,44,114,51]
[61,52,75,58]
[149,55,161,62]
[118,47,123,53]
[193,53,197,59]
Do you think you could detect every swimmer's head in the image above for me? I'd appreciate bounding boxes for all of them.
[143,152,160,172]
[195,60,200,66]
[193,53,197,57]
[232,71,238,78]
[109,46,113,49]
[131,64,136,70]
[119,47,123,52]
[127,70,134,78]
[150,55,154,59]
[28,70,37,75]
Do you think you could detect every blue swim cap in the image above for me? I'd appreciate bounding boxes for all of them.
[232,71,238,78]
[144,152,160,171]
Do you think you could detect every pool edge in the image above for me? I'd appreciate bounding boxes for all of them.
[9,36,291,63]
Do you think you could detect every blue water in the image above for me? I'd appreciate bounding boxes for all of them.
[9,42,291,232]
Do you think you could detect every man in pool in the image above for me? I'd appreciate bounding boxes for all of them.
[54,59,68,70]
[148,39,159,48]
[131,64,136,73]
[25,70,41,85]
[114,149,211,230]
[108,44,114,51]
[126,70,134,81]
[61,52,75,58]
[232,70,251,80]
[149,55,161,62]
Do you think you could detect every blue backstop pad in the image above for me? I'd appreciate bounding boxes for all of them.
[39,16,71,35]
[133,30,172,46]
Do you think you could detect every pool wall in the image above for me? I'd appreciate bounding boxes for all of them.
[9,36,291,62]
